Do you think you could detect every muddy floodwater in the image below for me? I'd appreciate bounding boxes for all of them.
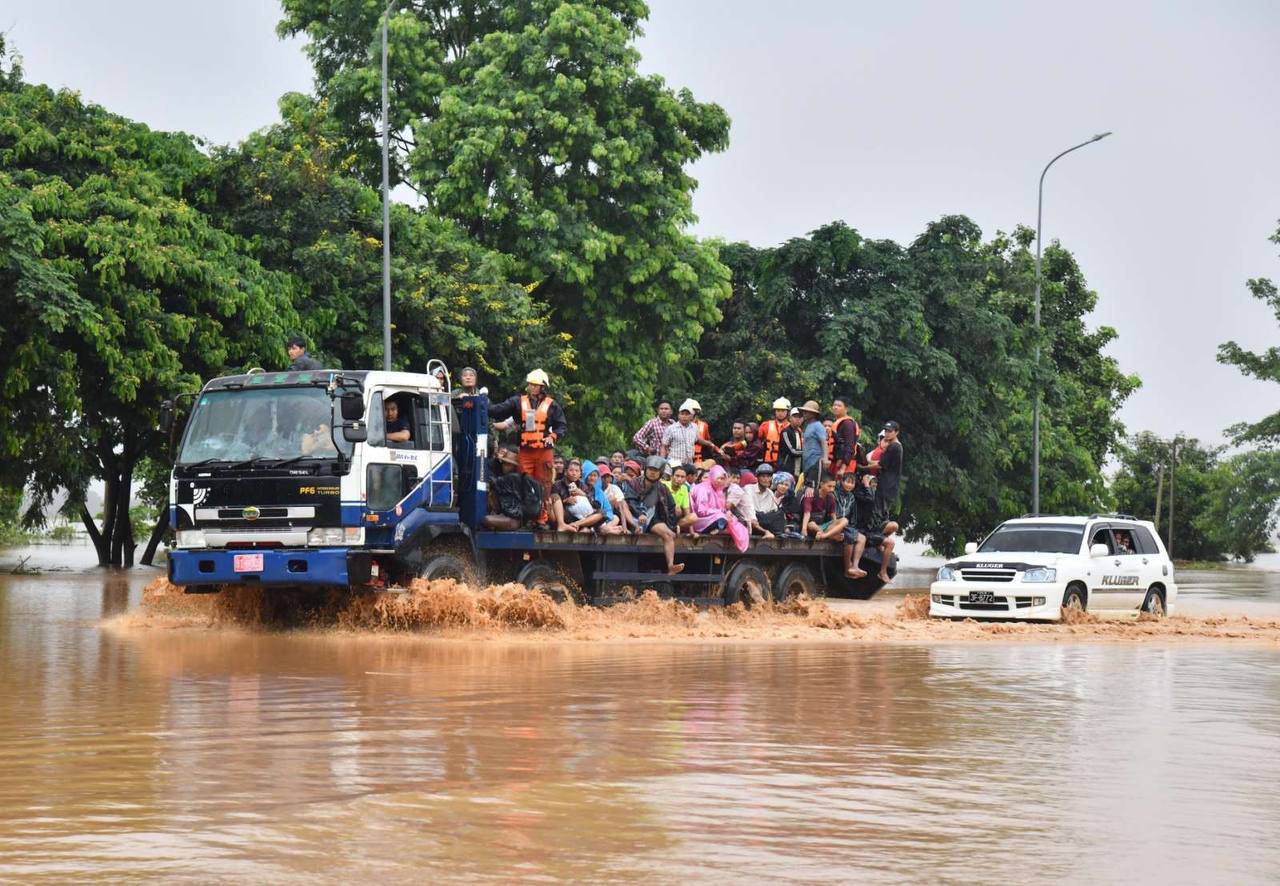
[2,545,1280,881]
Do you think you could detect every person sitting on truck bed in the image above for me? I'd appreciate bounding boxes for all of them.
[800,475,848,542]
[851,472,897,583]
[550,459,604,533]
[833,471,868,579]
[583,460,624,535]
[596,463,635,533]
[689,465,732,535]
[771,470,801,536]
[484,448,531,531]
[744,464,786,538]
[488,369,566,505]
[384,399,412,446]
[623,456,685,575]
[664,463,698,535]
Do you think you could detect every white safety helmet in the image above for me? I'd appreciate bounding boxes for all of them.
[772,397,791,411]
[678,398,699,414]
[525,369,550,387]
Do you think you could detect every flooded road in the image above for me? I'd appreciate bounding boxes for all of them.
[2,545,1280,881]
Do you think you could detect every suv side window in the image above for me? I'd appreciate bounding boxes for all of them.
[1131,526,1160,556]
[1089,526,1114,554]
[1111,525,1138,555]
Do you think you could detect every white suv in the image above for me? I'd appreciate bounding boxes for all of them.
[929,516,1177,621]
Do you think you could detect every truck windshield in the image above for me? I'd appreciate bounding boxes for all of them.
[978,524,1084,554]
[177,387,352,465]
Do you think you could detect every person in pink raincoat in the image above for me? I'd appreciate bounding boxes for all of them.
[690,466,751,552]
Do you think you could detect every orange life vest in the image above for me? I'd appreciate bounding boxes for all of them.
[826,415,859,470]
[760,419,784,463]
[693,419,711,461]
[520,395,555,449]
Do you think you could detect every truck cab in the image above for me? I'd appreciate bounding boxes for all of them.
[166,367,477,590]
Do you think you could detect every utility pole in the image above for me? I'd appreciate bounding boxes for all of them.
[1153,464,1164,532]
[380,0,396,371]
[1167,436,1179,559]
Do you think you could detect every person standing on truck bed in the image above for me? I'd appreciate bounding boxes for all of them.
[660,401,701,464]
[799,401,828,488]
[827,397,860,477]
[632,399,674,456]
[285,335,322,371]
[780,407,805,484]
[489,369,566,502]
[758,398,791,471]
[869,421,903,515]
[686,400,722,464]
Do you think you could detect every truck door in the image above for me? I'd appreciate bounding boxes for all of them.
[1089,525,1141,611]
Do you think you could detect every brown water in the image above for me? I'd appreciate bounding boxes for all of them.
[3,545,1280,882]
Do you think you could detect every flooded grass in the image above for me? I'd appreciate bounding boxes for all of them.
[124,579,1280,645]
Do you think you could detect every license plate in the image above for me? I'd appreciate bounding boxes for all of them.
[969,591,995,604]
[233,553,264,573]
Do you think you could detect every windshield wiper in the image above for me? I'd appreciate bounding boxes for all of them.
[227,456,279,471]
[180,458,225,468]
[269,456,309,469]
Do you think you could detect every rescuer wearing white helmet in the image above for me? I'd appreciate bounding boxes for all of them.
[682,398,722,463]
[758,397,791,471]
[488,369,567,506]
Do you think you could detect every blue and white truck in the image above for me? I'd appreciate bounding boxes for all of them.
[163,365,896,605]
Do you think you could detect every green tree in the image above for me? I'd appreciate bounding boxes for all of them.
[279,0,732,450]
[1217,220,1280,445]
[1197,449,1280,562]
[0,40,296,565]
[690,217,1136,555]
[1111,433,1224,561]
[197,92,572,393]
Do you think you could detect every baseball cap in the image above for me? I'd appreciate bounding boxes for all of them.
[882,420,900,431]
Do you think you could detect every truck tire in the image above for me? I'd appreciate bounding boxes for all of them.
[515,561,584,605]
[774,563,817,601]
[722,560,770,607]
[417,553,470,583]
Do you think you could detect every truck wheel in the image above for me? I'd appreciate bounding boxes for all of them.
[722,560,770,607]
[181,584,221,595]
[417,553,470,584]
[774,563,817,601]
[1142,587,1166,618]
[1062,585,1087,612]
[515,561,583,605]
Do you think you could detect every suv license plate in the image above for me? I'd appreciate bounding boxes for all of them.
[233,553,264,573]
[969,591,995,604]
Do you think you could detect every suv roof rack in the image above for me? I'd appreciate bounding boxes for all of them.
[1018,513,1066,519]
[1087,513,1138,521]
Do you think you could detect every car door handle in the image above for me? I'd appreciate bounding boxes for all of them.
[1114,559,1122,566]
[1142,558,1149,564]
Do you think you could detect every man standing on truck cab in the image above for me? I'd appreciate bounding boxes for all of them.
[827,397,860,477]
[758,398,791,470]
[286,335,322,371]
[488,369,566,501]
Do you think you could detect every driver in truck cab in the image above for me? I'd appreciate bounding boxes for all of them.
[383,399,412,446]
[489,369,568,501]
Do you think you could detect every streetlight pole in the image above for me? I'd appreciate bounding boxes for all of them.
[1032,131,1112,515]
[380,0,396,371]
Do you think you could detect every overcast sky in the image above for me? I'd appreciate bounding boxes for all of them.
[6,0,1278,449]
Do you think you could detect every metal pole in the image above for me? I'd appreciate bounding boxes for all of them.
[1032,131,1112,515]
[381,1,395,371]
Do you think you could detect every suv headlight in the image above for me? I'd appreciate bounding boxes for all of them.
[1022,566,1057,583]
[307,527,363,546]
[937,565,957,582]
[176,529,207,548]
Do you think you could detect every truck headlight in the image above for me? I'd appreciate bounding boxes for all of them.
[937,565,956,582]
[1022,567,1057,583]
[307,527,363,546]
[176,529,207,548]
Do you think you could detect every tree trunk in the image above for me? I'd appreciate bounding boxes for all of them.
[111,455,136,567]
[80,502,108,565]
[140,504,168,567]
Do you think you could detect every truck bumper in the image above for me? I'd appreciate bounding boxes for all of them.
[168,548,351,587]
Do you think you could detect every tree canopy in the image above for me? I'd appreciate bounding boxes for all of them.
[1218,220,1280,446]
[279,0,732,449]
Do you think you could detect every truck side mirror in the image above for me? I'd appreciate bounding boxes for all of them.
[341,391,365,421]
[159,400,174,433]
[342,422,368,443]
[964,542,978,554]
[1090,543,1110,557]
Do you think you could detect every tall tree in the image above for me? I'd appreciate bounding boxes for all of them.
[1218,220,1280,445]
[1197,449,1280,562]
[690,218,1136,555]
[197,91,573,392]
[279,0,732,450]
[0,40,296,565]
[1112,433,1224,561]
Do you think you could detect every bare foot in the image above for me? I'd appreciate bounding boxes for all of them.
[667,563,686,576]
[846,567,867,579]
[559,524,577,533]
[878,572,891,583]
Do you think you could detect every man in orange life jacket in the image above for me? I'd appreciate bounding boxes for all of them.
[489,369,567,500]
[827,396,861,477]
[758,397,791,470]
[685,399,722,464]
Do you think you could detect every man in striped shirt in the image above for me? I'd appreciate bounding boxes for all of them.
[632,398,674,456]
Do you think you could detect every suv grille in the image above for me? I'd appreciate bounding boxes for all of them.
[960,568,1016,583]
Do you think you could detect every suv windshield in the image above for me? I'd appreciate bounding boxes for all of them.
[177,387,352,465]
[978,524,1084,554]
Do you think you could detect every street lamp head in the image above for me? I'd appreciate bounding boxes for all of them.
[1092,131,1113,141]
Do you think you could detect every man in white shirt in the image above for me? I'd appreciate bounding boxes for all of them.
[660,400,701,464]
[742,463,787,537]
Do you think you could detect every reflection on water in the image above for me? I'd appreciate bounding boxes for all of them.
[0,551,1279,881]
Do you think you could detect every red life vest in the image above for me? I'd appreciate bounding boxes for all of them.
[760,419,785,463]
[520,395,555,449]
[826,415,859,471]
[693,419,711,461]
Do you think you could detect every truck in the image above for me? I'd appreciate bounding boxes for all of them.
[163,365,896,605]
